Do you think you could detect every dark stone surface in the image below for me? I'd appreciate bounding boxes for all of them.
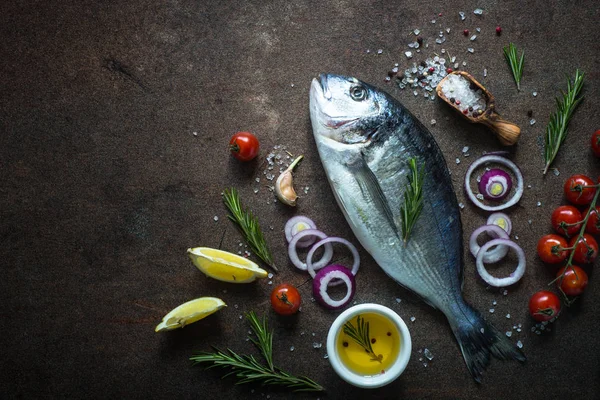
[1,1,599,399]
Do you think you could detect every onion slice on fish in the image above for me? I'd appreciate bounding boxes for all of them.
[306,237,360,286]
[486,213,512,238]
[469,225,510,263]
[475,238,526,287]
[312,264,356,309]
[288,229,333,271]
[284,216,318,248]
[464,155,524,211]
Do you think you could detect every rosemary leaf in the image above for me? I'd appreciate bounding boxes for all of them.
[223,188,277,272]
[543,69,585,175]
[503,43,524,91]
[342,315,383,363]
[400,158,425,244]
[190,313,324,392]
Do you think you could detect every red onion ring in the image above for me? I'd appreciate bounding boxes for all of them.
[306,237,360,286]
[469,225,510,263]
[312,265,356,309]
[284,216,318,248]
[464,155,524,211]
[288,229,333,271]
[478,168,512,200]
[486,212,512,238]
[475,239,526,287]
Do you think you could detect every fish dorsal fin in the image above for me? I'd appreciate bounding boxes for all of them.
[349,154,400,239]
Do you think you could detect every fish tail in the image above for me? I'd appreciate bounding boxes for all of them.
[446,298,526,383]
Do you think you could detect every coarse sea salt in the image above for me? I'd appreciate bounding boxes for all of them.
[440,74,487,114]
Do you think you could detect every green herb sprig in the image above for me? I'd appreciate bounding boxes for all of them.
[400,158,425,244]
[223,188,277,272]
[503,43,525,91]
[543,69,585,175]
[343,315,383,363]
[190,311,324,392]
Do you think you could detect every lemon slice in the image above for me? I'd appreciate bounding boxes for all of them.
[188,247,268,283]
[155,297,226,332]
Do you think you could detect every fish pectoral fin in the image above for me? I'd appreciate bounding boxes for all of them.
[350,156,400,238]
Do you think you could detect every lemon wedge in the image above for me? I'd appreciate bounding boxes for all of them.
[187,247,268,283]
[155,297,226,332]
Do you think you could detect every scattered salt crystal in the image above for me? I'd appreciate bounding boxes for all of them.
[290,346,295,351]
[430,119,437,125]
[313,342,322,349]
[377,49,383,54]
[419,357,423,362]
[395,298,402,303]
[528,219,532,225]
[506,313,511,319]
[455,158,460,164]
[424,348,434,360]
[423,362,428,367]
[213,216,219,221]
[462,146,470,153]
[506,331,512,337]
[454,62,459,69]
[459,202,465,209]
[253,188,259,194]
[532,91,538,97]
[467,48,475,53]
[492,300,497,305]
[323,354,329,359]
[413,90,418,97]
[462,61,467,66]
[459,11,466,20]
[530,119,536,126]
[451,56,457,62]
[414,28,421,35]
[312,332,316,336]
[517,341,523,349]
[503,289,508,296]
[268,280,272,285]
[474,8,483,15]
[267,273,273,279]
[537,201,542,207]
[431,19,436,24]
[239,315,243,319]
[489,308,495,313]
[515,235,519,240]
[410,316,416,322]
[480,328,485,333]
[192,131,198,136]
[476,27,481,32]
[476,193,484,200]
[470,35,477,41]
[405,51,413,59]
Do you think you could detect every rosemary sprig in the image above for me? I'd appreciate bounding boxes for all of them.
[400,158,425,244]
[503,43,524,91]
[343,315,383,363]
[190,312,324,392]
[223,188,277,272]
[543,69,585,175]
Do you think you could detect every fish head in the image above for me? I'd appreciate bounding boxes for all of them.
[309,73,395,146]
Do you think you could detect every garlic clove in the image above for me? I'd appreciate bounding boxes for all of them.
[275,155,303,207]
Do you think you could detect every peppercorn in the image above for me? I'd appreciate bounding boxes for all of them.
[449,97,455,103]
[420,60,427,67]
[469,106,473,112]
[463,29,469,36]
[417,36,423,45]
[527,110,533,117]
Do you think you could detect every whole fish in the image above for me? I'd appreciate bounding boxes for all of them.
[309,73,525,382]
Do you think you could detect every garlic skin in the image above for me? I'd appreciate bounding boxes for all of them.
[275,155,303,206]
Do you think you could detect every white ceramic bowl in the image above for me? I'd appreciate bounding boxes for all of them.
[326,303,412,388]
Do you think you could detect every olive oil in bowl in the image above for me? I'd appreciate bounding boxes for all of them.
[327,304,411,388]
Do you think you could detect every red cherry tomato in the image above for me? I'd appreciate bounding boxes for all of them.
[569,234,598,264]
[229,131,260,161]
[270,284,301,315]
[537,234,569,264]
[528,290,561,322]
[563,175,596,205]
[584,206,600,235]
[591,130,600,157]
[556,265,588,296]
[551,205,582,237]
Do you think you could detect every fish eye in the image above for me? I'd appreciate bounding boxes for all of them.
[349,85,367,101]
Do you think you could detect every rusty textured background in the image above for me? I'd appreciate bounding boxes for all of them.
[1,0,599,399]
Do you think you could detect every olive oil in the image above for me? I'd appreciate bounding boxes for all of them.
[336,313,400,376]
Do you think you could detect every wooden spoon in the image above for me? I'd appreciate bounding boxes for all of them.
[436,71,521,146]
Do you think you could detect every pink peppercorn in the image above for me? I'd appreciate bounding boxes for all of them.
[455,100,461,105]
[462,109,469,115]
[496,26,502,35]
[463,29,469,36]
[446,68,453,73]
[428,67,435,73]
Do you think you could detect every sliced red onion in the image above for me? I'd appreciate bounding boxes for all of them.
[470,225,510,263]
[312,265,356,309]
[284,216,318,248]
[486,213,512,238]
[306,237,360,286]
[288,229,333,271]
[478,168,512,200]
[475,239,526,287]
[464,155,524,211]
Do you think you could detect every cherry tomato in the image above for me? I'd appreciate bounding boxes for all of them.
[591,130,600,157]
[563,175,596,205]
[229,131,260,161]
[584,206,600,235]
[556,265,588,296]
[568,234,599,264]
[551,205,582,237]
[270,284,301,315]
[537,234,568,264]
[528,290,561,322]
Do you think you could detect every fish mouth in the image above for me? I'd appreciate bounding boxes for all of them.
[310,75,359,129]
